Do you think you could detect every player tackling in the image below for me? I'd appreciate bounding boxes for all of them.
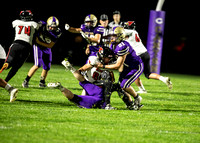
[97,27,144,109]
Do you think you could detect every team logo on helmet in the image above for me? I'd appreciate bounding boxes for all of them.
[84,14,97,28]
[47,16,59,31]
[112,27,126,43]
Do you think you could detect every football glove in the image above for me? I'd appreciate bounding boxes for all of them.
[65,24,70,30]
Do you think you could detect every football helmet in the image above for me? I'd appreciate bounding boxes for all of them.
[97,47,116,64]
[123,21,136,29]
[19,10,33,21]
[112,27,126,43]
[84,14,97,28]
[47,16,59,31]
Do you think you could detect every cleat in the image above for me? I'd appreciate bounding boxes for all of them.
[166,77,173,89]
[10,88,18,102]
[61,59,76,73]
[39,82,46,88]
[138,104,144,110]
[61,59,72,70]
[127,95,143,110]
[134,95,142,106]
[127,103,144,110]
[0,63,8,73]
[127,104,138,110]
[137,90,147,94]
[104,104,117,110]
[47,82,61,88]
[22,80,29,88]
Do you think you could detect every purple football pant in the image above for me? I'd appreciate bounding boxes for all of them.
[70,80,104,109]
[119,63,144,88]
[33,45,52,70]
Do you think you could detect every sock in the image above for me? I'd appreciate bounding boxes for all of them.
[134,94,139,99]
[25,75,31,82]
[69,67,76,73]
[138,85,145,91]
[40,76,45,84]
[159,76,166,83]
[5,84,12,91]
[59,85,65,92]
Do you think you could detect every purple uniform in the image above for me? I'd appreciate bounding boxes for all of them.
[81,24,95,37]
[33,21,62,70]
[88,25,105,55]
[110,40,144,88]
[69,80,105,109]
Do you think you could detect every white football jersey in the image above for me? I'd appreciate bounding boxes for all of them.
[12,20,39,45]
[124,29,147,56]
[84,56,103,83]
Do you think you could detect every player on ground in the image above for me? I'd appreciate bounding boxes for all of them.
[124,22,172,90]
[97,27,144,110]
[0,45,18,102]
[22,16,62,88]
[47,61,107,109]
[0,10,39,82]
[65,14,97,55]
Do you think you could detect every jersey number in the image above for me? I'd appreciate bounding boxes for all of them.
[18,26,31,36]
[135,34,140,42]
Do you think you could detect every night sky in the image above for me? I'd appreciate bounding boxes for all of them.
[0,1,198,75]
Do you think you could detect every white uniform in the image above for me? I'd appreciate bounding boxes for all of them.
[0,45,6,59]
[12,20,39,45]
[124,29,147,56]
[84,56,103,83]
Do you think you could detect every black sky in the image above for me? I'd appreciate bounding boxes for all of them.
[0,1,198,75]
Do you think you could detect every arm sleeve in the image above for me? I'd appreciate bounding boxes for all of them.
[94,26,104,35]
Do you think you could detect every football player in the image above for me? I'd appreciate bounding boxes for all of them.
[0,10,39,82]
[47,61,107,109]
[124,22,172,90]
[86,14,111,47]
[0,45,18,102]
[79,47,137,110]
[97,27,144,110]
[22,16,62,88]
[65,14,97,55]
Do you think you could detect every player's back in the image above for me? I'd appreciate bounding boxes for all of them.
[112,40,142,68]
[125,29,147,56]
[12,19,38,45]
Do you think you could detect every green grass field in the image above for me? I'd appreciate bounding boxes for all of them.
[0,63,200,143]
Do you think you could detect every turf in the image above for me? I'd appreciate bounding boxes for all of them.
[0,63,200,143]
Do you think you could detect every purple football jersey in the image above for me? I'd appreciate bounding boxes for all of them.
[80,24,95,37]
[36,21,62,46]
[88,26,105,52]
[110,40,142,68]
